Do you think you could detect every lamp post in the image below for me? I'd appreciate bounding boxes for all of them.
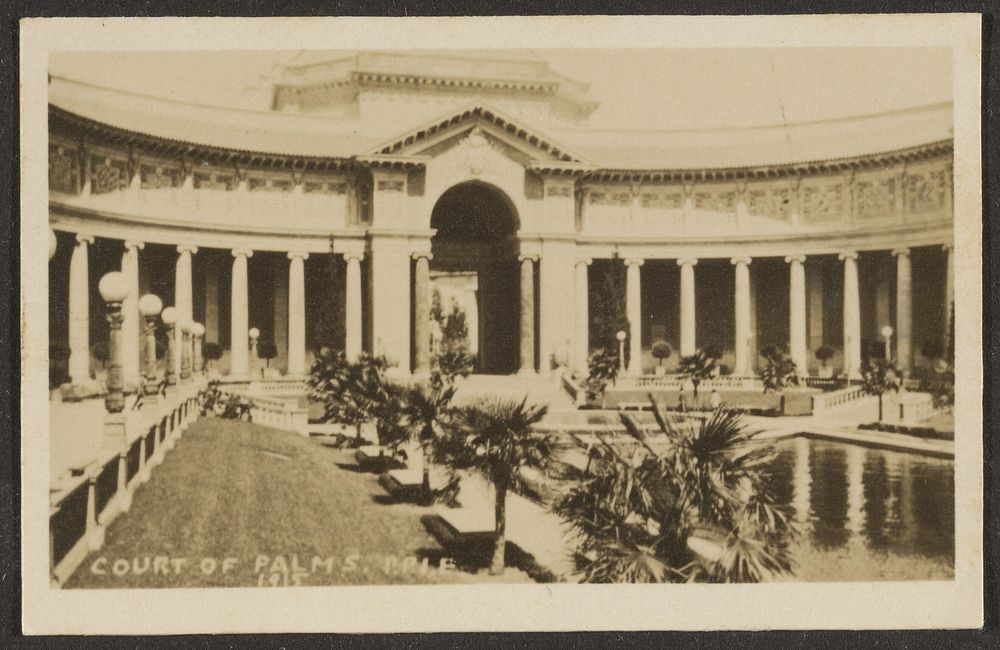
[192,322,205,374]
[138,294,163,396]
[249,327,260,377]
[161,307,178,387]
[616,329,627,374]
[881,325,894,362]
[49,227,57,261]
[179,319,193,382]
[98,272,130,414]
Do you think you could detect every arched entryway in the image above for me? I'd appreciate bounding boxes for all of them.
[429,181,521,374]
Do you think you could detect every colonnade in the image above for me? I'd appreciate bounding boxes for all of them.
[61,234,366,385]
[57,230,952,386]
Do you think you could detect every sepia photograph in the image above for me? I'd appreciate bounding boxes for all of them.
[20,15,984,633]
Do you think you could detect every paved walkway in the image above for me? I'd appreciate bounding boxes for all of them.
[65,418,534,588]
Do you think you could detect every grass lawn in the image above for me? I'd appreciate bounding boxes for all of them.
[66,417,532,588]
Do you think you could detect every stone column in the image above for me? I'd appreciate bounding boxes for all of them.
[625,258,644,376]
[230,249,252,376]
[893,248,912,372]
[174,245,197,377]
[287,251,308,376]
[412,253,432,373]
[786,254,808,375]
[519,254,537,374]
[121,240,144,389]
[345,252,363,361]
[732,256,753,376]
[840,251,862,379]
[574,258,592,372]
[677,258,697,357]
[68,234,94,385]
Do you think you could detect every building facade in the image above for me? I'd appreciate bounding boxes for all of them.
[47,51,954,388]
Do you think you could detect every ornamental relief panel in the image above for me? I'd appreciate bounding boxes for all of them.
[905,168,948,217]
[248,176,293,192]
[139,163,183,190]
[193,170,237,191]
[853,176,897,221]
[587,190,631,207]
[639,191,683,210]
[799,182,845,223]
[693,190,735,213]
[48,144,79,194]
[90,156,129,195]
[746,186,792,221]
[303,179,348,195]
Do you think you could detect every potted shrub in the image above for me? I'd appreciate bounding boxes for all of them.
[651,340,672,376]
[815,345,835,378]
[202,342,223,376]
[257,339,278,377]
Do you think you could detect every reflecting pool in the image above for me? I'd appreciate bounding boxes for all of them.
[766,437,954,581]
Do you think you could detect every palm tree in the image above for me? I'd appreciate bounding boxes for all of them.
[435,396,552,575]
[555,400,795,583]
[759,346,799,394]
[677,350,717,401]
[401,383,457,503]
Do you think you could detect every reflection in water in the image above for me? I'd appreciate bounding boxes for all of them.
[767,437,954,580]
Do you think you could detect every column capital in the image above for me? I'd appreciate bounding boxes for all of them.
[232,248,254,259]
[891,247,911,258]
[75,233,95,245]
[411,251,433,261]
[287,251,310,261]
[344,251,365,262]
[123,239,145,251]
[177,244,199,255]
[623,257,644,268]
[518,254,539,263]
[784,254,806,265]
[730,256,752,266]
[676,257,698,267]
[838,251,859,262]
[575,257,593,267]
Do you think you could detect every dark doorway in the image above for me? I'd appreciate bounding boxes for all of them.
[429,181,520,374]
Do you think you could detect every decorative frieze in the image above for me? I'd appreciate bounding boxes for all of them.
[193,170,237,191]
[303,179,348,195]
[799,182,846,223]
[376,179,405,192]
[639,191,683,210]
[48,144,79,194]
[90,156,130,195]
[545,184,572,198]
[248,176,293,193]
[905,168,948,216]
[746,186,792,220]
[139,163,183,190]
[853,176,897,221]
[693,189,736,213]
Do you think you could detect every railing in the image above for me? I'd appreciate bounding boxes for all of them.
[803,376,847,391]
[560,373,587,407]
[49,385,203,586]
[887,392,936,423]
[249,394,310,436]
[625,374,765,391]
[811,385,869,414]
